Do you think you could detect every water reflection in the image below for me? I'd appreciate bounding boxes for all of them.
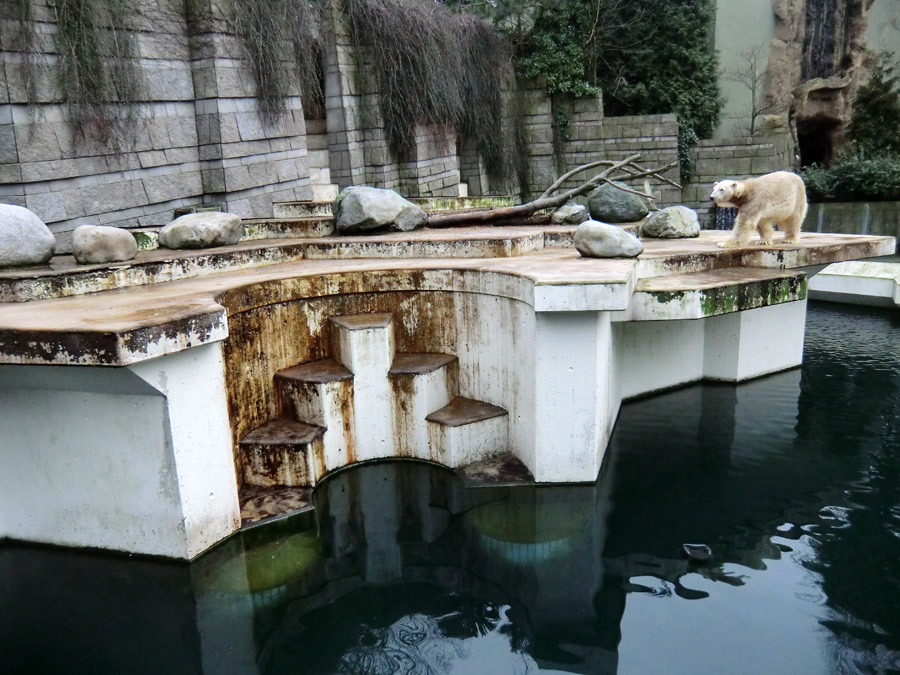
[2,303,899,674]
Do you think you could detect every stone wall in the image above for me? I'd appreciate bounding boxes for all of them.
[685,134,794,225]
[0,0,313,249]
[599,114,682,208]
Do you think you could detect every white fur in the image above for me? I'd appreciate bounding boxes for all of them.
[710,171,808,248]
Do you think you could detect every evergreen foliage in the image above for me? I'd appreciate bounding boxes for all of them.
[846,54,900,159]
[802,153,900,201]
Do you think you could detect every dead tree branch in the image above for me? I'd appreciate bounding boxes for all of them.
[427,154,680,228]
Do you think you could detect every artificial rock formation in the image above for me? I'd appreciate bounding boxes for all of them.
[587,181,651,224]
[72,225,139,264]
[641,206,701,239]
[0,204,56,268]
[574,220,644,258]
[333,186,428,235]
[158,212,244,250]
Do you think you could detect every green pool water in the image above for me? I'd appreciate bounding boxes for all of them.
[2,301,898,674]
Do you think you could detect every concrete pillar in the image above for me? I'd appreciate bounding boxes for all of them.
[530,311,613,483]
[704,299,807,381]
[0,343,239,559]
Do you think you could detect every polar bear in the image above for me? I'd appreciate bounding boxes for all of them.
[710,171,807,248]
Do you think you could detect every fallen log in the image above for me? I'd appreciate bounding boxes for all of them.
[426,154,680,228]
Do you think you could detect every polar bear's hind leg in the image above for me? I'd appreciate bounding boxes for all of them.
[756,220,775,246]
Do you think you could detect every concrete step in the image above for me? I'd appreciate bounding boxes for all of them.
[311,184,340,202]
[426,397,509,467]
[389,353,458,459]
[330,313,395,461]
[275,359,355,478]
[310,167,332,185]
[273,201,334,218]
[239,418,325,487]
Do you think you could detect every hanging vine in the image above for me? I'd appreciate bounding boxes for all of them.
[345,0,515,184]
[227,0,326,123]
[51,0,146,147]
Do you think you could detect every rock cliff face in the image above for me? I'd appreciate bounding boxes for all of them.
[765,0,874,166]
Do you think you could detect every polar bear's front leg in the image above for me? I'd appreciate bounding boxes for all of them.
[717,213,756,248]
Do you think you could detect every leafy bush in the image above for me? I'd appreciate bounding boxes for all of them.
[802,154,900,201]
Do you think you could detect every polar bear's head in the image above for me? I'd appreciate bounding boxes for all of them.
[709,180,745,208]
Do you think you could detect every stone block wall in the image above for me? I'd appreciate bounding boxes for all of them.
[685,134,794,225]
[1,0,313,249]
[599,114,682,208]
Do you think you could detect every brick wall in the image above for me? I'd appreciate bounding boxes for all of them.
[0,0,314,248]
[685,134,794,225]
[599,114,682,208]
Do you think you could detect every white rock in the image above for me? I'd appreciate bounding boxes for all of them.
[574,220,644,258]
[0,204,56,268]
[72,225,139,264]
[641,206,700,238]
[333,186,427,234]
[158,212,243,250]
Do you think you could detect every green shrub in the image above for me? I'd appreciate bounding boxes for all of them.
[802,154,900,202]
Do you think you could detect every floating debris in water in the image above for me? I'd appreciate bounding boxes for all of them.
[681,543,713,562]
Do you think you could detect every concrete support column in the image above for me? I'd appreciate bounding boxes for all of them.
[704,299,807,381]
[530,311,613,483]
[0,343,239,559]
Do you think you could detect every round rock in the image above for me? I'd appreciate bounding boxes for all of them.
[574,220,644,258]
[0,203,56,268]
[158,212,243,250]
[641,206,700,238]
[587,181,651,223]
[333,186,428,235]
[551,203,589,225]
[72,225,139,264]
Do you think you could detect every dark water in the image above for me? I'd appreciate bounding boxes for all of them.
[2,302,899,675]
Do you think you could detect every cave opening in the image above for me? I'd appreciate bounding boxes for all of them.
[797,117,842,167]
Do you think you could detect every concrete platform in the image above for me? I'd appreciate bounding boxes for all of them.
[0,225,894,558]
[808,261,900,307]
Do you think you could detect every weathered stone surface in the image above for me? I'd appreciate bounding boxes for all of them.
[551,203,589,225]
[333,186,428,235]
[158,212,243,249]
[641,206,701,239]
[0,204,55,267]
[72,225,139,264]
[587,181,650,223]
[574,220,644,258]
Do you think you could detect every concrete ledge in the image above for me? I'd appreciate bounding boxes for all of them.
[808,261,900,307]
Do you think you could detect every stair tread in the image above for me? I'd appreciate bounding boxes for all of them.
[426,397,508,427]
[276,358,353,384]
[240,418,325,445]
[331,313,393,330]
[389,352,457,375]
[636,267,804,293]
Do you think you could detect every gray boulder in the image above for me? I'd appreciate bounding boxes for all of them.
[551,203,589,225]
[158,212,243,250]
[574,220,644,258]
[72,225,139,264]
[641,206,700,238]
[0,204,56,268]
[587,181,651,223]
[333,186,427,235]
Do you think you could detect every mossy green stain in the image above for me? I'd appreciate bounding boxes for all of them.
[131,232,157,251]
[654,290,686,304]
